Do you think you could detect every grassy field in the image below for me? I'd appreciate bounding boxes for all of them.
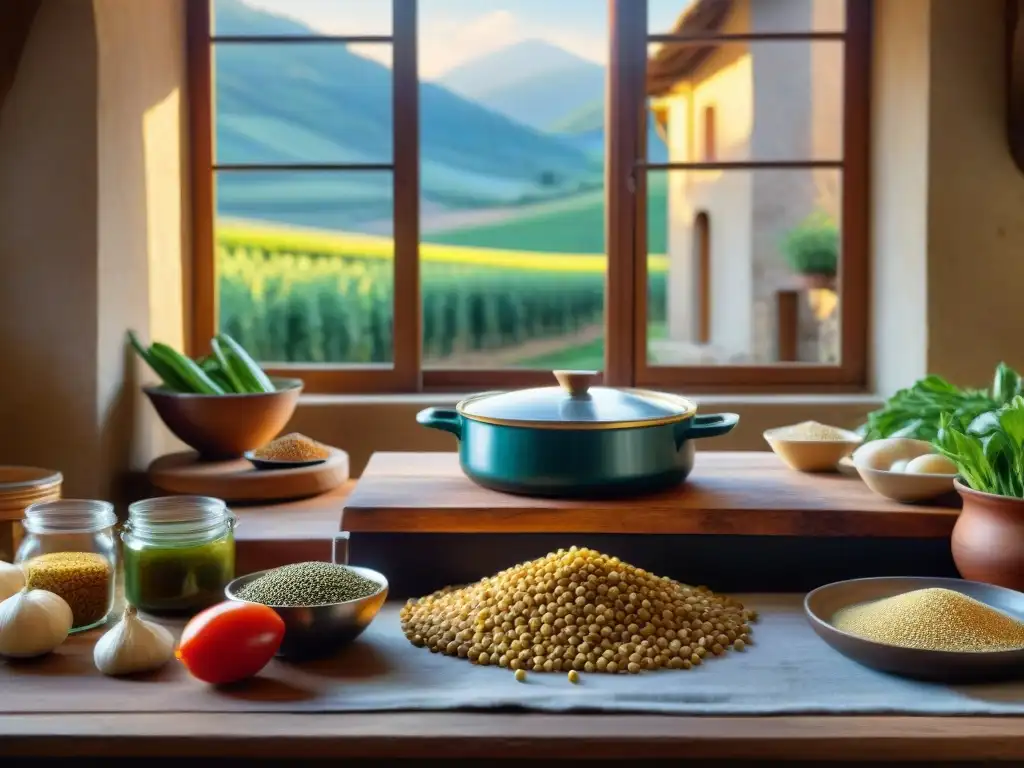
[217,223,669,366]
[424,173,669,254]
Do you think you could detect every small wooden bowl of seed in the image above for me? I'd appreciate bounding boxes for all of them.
[225,534,388,660]
[764,420,863,473]
[805,576,1024,682]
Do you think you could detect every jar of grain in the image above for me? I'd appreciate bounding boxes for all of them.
[122,496,235,616]
[15,499,117,632]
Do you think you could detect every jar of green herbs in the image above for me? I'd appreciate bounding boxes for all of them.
[122,496,235,615]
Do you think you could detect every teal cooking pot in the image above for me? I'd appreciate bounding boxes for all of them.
[416,370,738,498]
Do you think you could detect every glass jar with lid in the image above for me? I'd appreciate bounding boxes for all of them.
[16,499,118,632]
[122,496,236,615]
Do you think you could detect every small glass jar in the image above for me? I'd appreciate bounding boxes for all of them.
[16,499,118,632]
[122,496,236,616]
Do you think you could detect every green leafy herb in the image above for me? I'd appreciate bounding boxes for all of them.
[862,362,1022,442]
[934,396,1024,498]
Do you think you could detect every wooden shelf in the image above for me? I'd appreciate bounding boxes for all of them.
[231,481,353,574]
[341,452,960,538]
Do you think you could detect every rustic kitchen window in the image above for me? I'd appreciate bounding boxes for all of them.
[188,0,870,394]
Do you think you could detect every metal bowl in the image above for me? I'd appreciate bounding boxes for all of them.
[805,576,1024,682]
[225,565,388,660]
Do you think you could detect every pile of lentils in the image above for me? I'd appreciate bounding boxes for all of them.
[400,546,756,680]
[833,588,1024,652]
[237,561,383,606]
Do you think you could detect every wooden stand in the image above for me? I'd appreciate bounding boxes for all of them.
[341,452,960,537]
[149,448,349,503]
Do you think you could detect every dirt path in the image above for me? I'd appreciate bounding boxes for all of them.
[362,191,598,237]
[426,324,603,368]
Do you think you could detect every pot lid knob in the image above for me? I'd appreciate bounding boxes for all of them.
[553,370,598,398]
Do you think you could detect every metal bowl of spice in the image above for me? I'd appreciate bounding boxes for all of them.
[225,550,388,660]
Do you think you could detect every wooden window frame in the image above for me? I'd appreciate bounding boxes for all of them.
[188,0,420,394]
[634,1,871,393]
[187,0,871,395]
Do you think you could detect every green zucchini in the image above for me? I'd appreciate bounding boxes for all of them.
[150,343,226,395]
[210,338,249,393]
[206,368,234,393]
[127,331,188,392]
[216,333,275,393]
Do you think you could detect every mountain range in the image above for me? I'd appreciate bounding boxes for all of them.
[214,0,665,233]
[437,38,668,162]
[438,39,606,133]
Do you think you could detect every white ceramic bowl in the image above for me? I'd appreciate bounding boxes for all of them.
[851,437,957,503]
[853,464,956,503]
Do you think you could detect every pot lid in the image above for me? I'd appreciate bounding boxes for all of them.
[456,371,696,430]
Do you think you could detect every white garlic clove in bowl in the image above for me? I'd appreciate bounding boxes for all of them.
[904,453,958,476]
[852,437,934,471]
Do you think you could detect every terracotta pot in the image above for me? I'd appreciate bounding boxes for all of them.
[952,479,1024,591]
[145,377,303,459]
[797,273,836,291]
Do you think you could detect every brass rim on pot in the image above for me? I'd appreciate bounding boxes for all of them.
[455,388,697,431]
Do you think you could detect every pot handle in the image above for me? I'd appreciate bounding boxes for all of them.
[676,412,739,447]
[416,407,462,440]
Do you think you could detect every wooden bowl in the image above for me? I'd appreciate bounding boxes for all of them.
[144,378,302,459]
[805,576,1024,682]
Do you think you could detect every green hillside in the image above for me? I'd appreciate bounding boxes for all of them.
[214,0,597,226]
[425,174,670,254]
[552,99,605,135]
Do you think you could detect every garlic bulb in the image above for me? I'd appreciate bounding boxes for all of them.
[93,605,174,676]
[0,560,24,601]
[0,588,73,658]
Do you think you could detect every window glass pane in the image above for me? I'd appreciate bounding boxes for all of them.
[645,168,842,366]
[418,0,608,370]
[648,0,845,37]
[213,0,392,37]
[647,39,844,162]
[216,171,394,365]
[214,43,393,165]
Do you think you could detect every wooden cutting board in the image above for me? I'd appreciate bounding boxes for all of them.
[149,448,349,503]
[340,452,960,537]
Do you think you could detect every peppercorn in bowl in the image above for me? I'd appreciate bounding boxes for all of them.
[225,561,388,660]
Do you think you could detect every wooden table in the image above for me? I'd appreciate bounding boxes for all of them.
[2,607,1022,762]
[4,712,1024,761]
[3,453,998,760]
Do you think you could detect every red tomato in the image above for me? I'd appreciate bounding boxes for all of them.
[176,601,285,684]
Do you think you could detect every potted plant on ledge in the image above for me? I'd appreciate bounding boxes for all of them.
[781,212,839,291]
